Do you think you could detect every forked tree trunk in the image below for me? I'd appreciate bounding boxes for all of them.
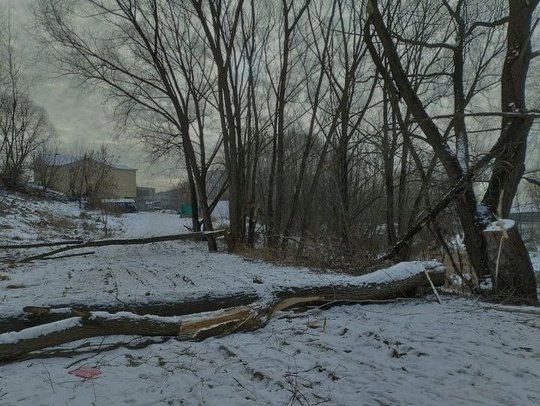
[480,0,539,298]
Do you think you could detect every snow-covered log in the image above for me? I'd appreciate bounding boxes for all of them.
[0,294,260,334]
[0,262,445,364]
[0,314,182,364]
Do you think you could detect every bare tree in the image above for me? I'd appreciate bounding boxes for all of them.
[188,0,263,251]
[35,0,221,249]
[32,144,62,192]
[84,145,119,207]
[0,95,55,189]
[0,5,55,189]
[260,0,312,248]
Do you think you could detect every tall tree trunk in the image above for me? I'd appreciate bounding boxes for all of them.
[190,0,246,251]
[179,119,216,251]
[481,0,539,299]
[186,160,201,232]
[382,89,397,247]
[268,0,312,249]
[281,0,337,250]
[483,0,539,216]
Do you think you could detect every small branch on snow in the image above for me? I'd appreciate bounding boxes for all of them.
[43,251,96,260]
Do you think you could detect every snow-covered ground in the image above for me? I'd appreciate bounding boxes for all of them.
[1,193,540,405]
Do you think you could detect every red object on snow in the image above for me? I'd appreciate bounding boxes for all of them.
[69,366,102,379]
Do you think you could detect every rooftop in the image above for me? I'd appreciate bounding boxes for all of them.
[41,154,136,171]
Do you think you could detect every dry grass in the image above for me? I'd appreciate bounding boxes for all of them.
[235,240,376,275]
[35,211,77,230]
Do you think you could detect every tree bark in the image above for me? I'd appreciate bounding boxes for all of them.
[484,219,537,303]
[483,0,540,217]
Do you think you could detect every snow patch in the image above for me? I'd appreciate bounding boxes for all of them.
[485,219,515,232]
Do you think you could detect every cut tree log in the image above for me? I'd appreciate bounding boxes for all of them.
[0,262,445,364]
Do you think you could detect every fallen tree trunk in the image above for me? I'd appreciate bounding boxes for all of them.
[0,262,445,364]
[0,314,182,364]
[0,240,84,249]
[18,230,227,262]
[0,293,260,334]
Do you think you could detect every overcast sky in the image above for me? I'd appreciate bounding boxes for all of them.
[6,0,182,192]
[5,1,540,193]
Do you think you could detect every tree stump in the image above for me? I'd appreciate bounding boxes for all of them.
[484,219,538,303]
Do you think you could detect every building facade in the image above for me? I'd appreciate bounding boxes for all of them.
[34,154,137,199]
